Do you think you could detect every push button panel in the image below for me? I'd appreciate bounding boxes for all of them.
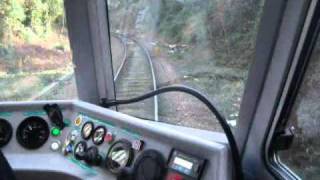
[54,114,207,180]
[0,102,222,180]
[59,113,147,174]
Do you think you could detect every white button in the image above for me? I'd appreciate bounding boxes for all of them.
[51,141,61,151]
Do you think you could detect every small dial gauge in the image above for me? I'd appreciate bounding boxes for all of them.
[16,116,49,149]
[92,126,106,145]
[74,141,87,160]
[0,119,13,148]
[106,140,133,174]
[81,121,94,140]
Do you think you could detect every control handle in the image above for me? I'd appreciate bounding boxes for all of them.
[84,146,102,166]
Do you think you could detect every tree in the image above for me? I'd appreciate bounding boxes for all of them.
[0,0,25,43]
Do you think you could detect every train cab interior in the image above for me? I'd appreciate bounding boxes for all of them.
[0,0,320,180]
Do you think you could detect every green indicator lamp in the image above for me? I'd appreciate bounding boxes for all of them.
[51,127,61,136]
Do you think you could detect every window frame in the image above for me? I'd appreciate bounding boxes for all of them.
[240,0,315,179]
[65,0,116,105]
[265,0,320,179]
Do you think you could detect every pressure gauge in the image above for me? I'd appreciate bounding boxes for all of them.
[106,140,133,174]
[0,119,13,148]
[92,126,106,145]
[81,121,94,140]
[16,116,49,149]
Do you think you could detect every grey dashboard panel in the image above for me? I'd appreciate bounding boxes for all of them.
[0,100,232,180]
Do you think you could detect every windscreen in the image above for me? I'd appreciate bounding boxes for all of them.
[108,0,265,131]
[0,0,77,101]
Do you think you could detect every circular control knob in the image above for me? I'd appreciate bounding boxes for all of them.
[74,141,87,160]
[0,119,12,148]
[84,146,102,166]
[132,150,166,180]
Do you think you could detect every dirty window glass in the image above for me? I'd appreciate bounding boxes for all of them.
[108,0,265,131]
[0,0,77,101]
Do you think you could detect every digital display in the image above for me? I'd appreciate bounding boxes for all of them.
[173,157,193,170]
[168,150,206,179]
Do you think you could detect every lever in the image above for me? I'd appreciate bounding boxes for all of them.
[43,104,65,130]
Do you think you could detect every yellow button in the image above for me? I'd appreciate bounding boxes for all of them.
[74,116,82,126]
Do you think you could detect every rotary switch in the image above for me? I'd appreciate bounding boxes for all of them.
[84,146,102,166]
[74,141,87,160]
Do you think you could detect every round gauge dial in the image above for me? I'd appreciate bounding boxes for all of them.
[92,126,106,145]
[74,141,87,160]
[0,119,13,148]
[106,140,133,174]
[81,121,94,140]
[16,116,49,149]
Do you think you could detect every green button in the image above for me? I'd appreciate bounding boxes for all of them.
[51,127,61,136]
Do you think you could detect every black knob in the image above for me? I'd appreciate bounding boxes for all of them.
[43,104,65,130]
[84,146,102,166]
[132,150,166,180]
[74,141,87,160]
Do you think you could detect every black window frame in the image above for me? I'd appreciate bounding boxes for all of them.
[241,0,315,179]
[265,1,320,179]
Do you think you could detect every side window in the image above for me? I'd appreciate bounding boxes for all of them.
[107,0,265,131]
[277,32,320,179]
[0,0,77,101]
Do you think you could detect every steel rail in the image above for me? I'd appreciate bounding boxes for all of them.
[112,34,128,82]
[112,33,159,122]
[130,37,159,122]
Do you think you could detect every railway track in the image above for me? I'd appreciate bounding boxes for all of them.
[113,33,159,121]
[112,35,127,82]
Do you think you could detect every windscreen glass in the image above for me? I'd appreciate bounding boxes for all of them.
[108,0,265,131]
[0,0,77,101]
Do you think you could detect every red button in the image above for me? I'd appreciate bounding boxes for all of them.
[104,132,114,143]
[166,173,184,180]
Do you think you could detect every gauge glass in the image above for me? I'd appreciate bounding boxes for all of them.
[110,149,130,167]
[92,126,106,145]
[0,119,12,148]
[81,121,94,140]
[106,140,133,174]
[16,116,49,149]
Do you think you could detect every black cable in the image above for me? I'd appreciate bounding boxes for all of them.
[103,85,243,180]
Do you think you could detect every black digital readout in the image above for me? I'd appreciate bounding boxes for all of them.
[168,150,206,179]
